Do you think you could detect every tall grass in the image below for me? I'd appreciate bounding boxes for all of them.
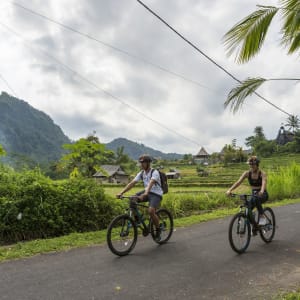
[268,162,300,200]
[162,192,236,218]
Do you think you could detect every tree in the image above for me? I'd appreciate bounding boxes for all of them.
[223,1,299,120]
[115,146,130,165]
[285,115,300,132]
[0,144,6,157]
[245,126,266,149]
[60,134,114,177]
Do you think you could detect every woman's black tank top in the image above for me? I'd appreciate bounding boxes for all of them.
[248,171,262,187]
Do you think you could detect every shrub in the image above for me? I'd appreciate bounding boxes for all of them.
[0,167,122,243]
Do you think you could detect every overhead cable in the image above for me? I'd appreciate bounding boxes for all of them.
[136,0,292,117]
[0,73,18,97]
[0,22,201,147]
[11,1,215,92]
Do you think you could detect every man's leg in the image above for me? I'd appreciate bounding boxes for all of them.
[148,193,162,240]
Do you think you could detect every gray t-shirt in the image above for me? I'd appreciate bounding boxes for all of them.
[134,169,163,196]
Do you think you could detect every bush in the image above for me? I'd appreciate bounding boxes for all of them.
[0,166,122,243]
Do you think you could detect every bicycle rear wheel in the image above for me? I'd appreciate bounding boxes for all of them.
[150,208,173,245]
[259,207,276,243]
[107,214,138,256]
[228,213,251,254]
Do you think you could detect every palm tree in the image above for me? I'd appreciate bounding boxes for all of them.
[285,115,300,132]
[223,1,300,113]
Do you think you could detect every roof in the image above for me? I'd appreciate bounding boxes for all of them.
[195,147,209,157]
[93,165,128,177]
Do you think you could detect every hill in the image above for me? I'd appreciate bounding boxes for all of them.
[106,137,183,160]
[0,92,70,164]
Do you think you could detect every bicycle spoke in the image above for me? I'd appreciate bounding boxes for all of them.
[107,215,137,256]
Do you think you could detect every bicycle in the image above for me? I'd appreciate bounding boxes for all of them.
[228,193,276,254]
[106,195,173,256]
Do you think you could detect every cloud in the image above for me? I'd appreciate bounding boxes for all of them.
[0,0,297,155]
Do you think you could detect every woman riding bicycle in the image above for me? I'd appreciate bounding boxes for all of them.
[226,156,268,226]
[116,154,163,240]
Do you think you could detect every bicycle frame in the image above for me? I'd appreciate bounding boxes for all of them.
[237,194,257,225]
[121,196,152,235]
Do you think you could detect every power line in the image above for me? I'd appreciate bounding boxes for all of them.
[0,22,201,147]
[136,0,292,117]
[11,1,216,93]
[0,73,18,97]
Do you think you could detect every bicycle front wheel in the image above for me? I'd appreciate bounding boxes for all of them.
[228,213,251,254]
[150,208,173,245]
[107,214,138,256]
[259,207,276,243]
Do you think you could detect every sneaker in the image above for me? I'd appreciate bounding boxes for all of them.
[258,216,267,226]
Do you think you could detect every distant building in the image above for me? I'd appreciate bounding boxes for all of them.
[276,126,294,145]
[166,169,181,179]
[93,165,129,184]
[193,147,210,164]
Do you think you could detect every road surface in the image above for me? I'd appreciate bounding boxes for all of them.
[0,203,300,300]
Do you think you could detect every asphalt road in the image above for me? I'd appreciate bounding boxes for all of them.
[0,203,300,300]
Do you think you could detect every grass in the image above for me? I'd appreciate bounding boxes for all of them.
[276,290,300,300]
[0,197,300,263]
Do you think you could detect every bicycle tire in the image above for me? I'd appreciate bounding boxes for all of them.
[228,212,251,254]
[107,214,138,256]
[259,207,276,243]
[150,208,173,245]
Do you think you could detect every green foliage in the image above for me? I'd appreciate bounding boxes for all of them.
[285,115,300,132]
[61,134,115,177]
[0,144,6,157]
[0,166,122,243]
[0,92,70,165]
[222,1,300,114]
[223,1,300,63]
[222,144,248,165]
[268,162,300,199]
[224,77,266,113]
[223,6,278,63]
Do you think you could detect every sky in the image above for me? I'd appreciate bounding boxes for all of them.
[0,0,299,155]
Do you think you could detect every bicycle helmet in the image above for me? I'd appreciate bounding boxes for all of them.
[247,156,260,166]
[138,154,152,163]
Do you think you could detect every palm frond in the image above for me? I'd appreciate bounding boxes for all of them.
[224,77,266,113]
[223,7,278,63]
[279,0,300,53]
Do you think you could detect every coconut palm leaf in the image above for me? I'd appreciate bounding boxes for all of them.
[280,0,300,52]
[224,77,266,113]
[285,114,300,132]
[223,6,278,63]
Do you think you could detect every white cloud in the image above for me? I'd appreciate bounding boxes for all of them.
[0,0,298,155]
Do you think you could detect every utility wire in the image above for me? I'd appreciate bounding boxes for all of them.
[11,1,215,93]
[137,0,292,117]
[0,73,18,97]
[0,22,201,147]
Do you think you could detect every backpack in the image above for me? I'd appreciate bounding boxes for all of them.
[141,169,169,194]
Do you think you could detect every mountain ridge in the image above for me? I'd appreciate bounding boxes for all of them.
[0,91,70,164]
[105,137,183,160]
[0,92,183,164]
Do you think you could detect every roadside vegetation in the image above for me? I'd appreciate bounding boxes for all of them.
[0,150,300,260]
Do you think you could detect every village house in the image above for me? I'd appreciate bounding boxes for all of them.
[166,168,181,179]
[276,126,294,145]
[93,165,129,184]
[193,147,210,164]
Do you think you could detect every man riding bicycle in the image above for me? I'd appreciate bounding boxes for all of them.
[117,154,163,240]
[226,156,268,226]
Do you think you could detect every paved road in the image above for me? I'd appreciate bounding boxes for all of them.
[0,204,300,300]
